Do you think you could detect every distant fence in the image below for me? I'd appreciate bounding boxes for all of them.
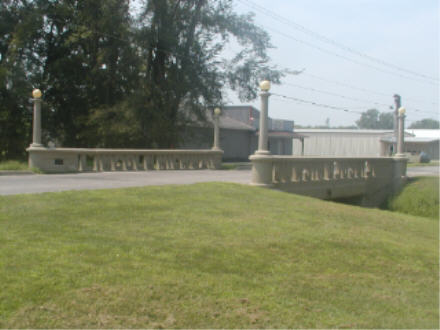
[27,148,223,173]
[250,155,407,206]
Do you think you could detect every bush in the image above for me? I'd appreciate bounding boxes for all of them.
[388,177,439,219]
[419,152,431,163]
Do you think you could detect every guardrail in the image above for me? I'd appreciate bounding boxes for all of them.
[250,155,407,206]
[27,147,223,173]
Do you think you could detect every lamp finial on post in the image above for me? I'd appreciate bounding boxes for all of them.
[396,107,406,157]
[30,88,43,148]
[249,80,273,187]
[212,107,222,151]
[255,80,271,155]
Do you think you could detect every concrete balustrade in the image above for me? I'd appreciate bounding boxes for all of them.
[250,155,407,206]
[27,148,223,173]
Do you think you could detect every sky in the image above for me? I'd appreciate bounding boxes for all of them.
[226,0,439,127]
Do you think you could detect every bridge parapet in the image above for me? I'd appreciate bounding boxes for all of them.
[27,147,223,173]
[250,155,407,206]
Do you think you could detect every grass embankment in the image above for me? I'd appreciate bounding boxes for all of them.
[388,176,439,219]
[0,160,28,171]
[407,160,440,167]
[0,183,438,328]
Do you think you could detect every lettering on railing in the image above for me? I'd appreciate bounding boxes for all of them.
[271,157,392,185]
[251,155,407,206]
[27,148,223,172]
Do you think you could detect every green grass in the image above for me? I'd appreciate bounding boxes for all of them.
[388,176,439,219]
[0,160,29,171]
[407,160,440,167]
[220,162,251,170]
[0,183,438,328]
[220,163,239,170]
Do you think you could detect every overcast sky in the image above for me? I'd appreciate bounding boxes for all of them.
[227,0,439,127]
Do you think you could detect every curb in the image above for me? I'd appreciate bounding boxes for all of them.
[0,171,35,176]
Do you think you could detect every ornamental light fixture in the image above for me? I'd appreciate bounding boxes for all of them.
[32,89,42,99]
[259,80,271,92]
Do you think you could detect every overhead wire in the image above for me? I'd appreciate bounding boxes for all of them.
[271,92,364,115]
[271,92,439,124]
[259,24,438,86]
[39,14,440,121]
[282,81,439,116]
[299,72,438,107]
[237,0,439,83]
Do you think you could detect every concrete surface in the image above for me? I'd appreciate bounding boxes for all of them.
[407,166,439,177]
[0,165,436,196]
[0,170,252,196]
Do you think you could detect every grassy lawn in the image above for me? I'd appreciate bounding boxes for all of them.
[407,160,440,167]
[0,183,438,328]
[388,176,439,219]
[0,160,29,171]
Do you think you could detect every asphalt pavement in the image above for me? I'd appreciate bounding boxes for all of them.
[406,166,439,177]
[0,165,438,196]
[0,170,252,195]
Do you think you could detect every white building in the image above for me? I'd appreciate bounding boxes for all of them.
[381,129,440,160]
[293,129,440,160]
[292,129,394,157]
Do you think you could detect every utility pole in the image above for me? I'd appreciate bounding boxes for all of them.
[393,94,401,153]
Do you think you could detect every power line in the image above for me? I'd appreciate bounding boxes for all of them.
[283,81,390,108]
[262,24,438,86]
[238,0,439,83]
[282,81,439,116]
[271,92,364,115]
[271,92,439,123]
[300,72,438,107]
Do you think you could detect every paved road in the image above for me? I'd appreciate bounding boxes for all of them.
[0,165,437,196]
[407,166,439,177]
[0,170,252,195]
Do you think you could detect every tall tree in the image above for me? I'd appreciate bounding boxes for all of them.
[0,0,139,154]
[409,118,440,129]
[131,0,282,147]
[356,109,394,129]
[0,0,37,160]
[35,0,138,147]
[1,0,281,154]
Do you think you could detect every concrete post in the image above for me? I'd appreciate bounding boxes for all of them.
[212,108,221,151]
[392,106,408,195]
[393,94,401,154]
[31,94,43,148]
[249,80,273,186]
[256,87,271,155]
[396,107,406,157]
[301,137,305,156]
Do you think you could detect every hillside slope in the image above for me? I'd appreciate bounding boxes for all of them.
[0,183,438,328]
[388,176,439,219]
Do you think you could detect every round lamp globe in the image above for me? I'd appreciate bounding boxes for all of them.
[259,80,271,91]
[32,89,42,99]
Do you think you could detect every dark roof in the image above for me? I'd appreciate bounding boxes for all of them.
[218,116,255,131]
[255,131,303,139]
[381,136,439,143]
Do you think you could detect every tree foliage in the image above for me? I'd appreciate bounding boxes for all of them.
[408,118,440,129]
[0,0,282,159]
[356,109,394,129]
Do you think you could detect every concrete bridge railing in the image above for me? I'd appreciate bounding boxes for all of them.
[27,147,223,173]
[250,155,407,206]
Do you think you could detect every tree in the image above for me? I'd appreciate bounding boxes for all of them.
[0,0,140,155]
[378,111,394,129]
[0,0,36,160]
[356,109,394,129]
[409,118,440,129]
[1,0,281,154]
[128,0,282,147]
